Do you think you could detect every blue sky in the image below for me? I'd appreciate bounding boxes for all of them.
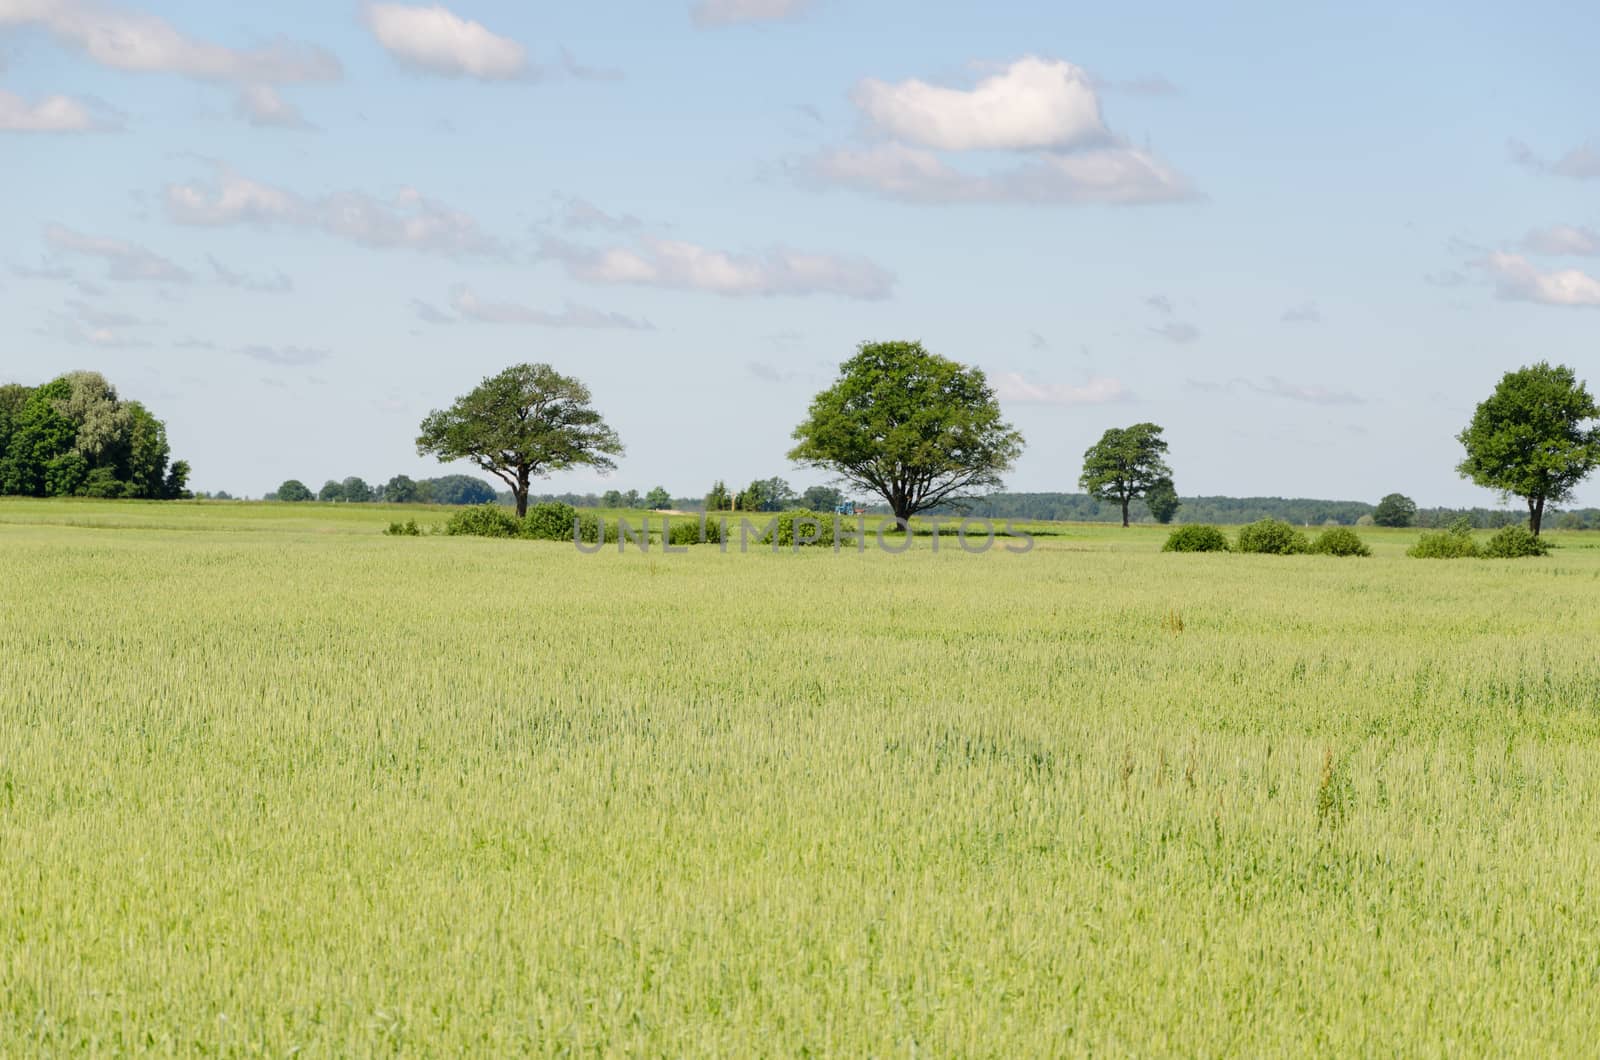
[3,0,1598,505]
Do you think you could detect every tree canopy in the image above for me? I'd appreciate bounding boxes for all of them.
[417,364,624,518]
[0,371,188,500]
[1457,362,1600,535]
[1373,493,1417,527]
[788,341,1023,523]
[1079,423,1173,527]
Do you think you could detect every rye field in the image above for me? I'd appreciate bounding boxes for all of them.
[3,498,1600,1055]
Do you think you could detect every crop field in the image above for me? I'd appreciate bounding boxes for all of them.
[3,499,1600,1055]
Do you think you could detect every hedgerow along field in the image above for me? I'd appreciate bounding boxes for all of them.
[3,499,1599,1054]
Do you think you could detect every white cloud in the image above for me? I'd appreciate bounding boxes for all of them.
[1474,251,1600,308]
[0,0,339,83]
[234,85,308,129]
[559,197,644,232]
[0,87,104,131]
[854,57,1107,152]
[208,255,292,293]
[1509,138,1600,180]
[43,223,190,282]
[1520,224,1600,256]
[1246,377,1363,405]
[539,236,894,300]
[449,286,652,329]
[165,167,506,258]
[994,373,1128,405]
[240,344,330,366]
[691,0,811,28]
[362,3,528,80]
[808,140,1193,205]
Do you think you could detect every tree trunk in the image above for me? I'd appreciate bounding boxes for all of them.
[892,501,913,528]
[1121,497,1131,528]
[1529,495,1544,536]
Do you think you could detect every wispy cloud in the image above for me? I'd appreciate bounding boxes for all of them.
[449,285,652,329]
[44,223,190,283]
[208,256,292,293]
[239,344,330,366]
[993,372,1129,405]
[691,0,812,28]
[539,235,895,300]
[1519,224,1600,256]
[1509,138,1600,180]
[0,88,111,131]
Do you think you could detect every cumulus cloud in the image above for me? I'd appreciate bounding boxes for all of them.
[691,0,812,28]
[539,235,894,300]
[1509,138,1600,180]
[1520,224,1600,256]
[362,2,528,80]
[165,167,506,258]
[0,0,339,82]
[208,255,292,292]
[0,87,107,131]
[804,56,1194,206]
[855,57,1108,152]
[993,372,1128,405]
[1474,251,1600,308]
[449,285,652,329]
[240,344,330,366]
[43,223,190,282]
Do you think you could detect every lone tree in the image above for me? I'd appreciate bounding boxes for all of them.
[1373,492,1417,527]
[417,363,624,518]
[275,479,313,502]
[1079,423,1173,528]
[1457,362,1599,536]
[1146,477,1181,524]
[788,340,1024,524]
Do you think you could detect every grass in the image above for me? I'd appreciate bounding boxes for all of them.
[2,499,1599,1053]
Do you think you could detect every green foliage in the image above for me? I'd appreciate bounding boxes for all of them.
[0,374,186,500]
[789,340,1023,522]
[1161,524,1231,552]
[1457,362,1600,534]
[644,486,672,510]
[445,503,521,539]
[385,519,422,537]
[705,480,731,511]
[802,484,845,512]
[1373,493,1417,527]
[668,517,724,546]
[418,363,624,517]
[318,480,345,503]
[275,479,314,502]
[341,476,374,503]
[1408,524,1480,559]
[383,475,419,503]
[743,510,839,548]
[576,511,620,545]
[418,475,497,506]
[1309,527,1371,557]
[1235,518,1309,555]
[1080,423,1173,527]
[1145,477,1181,525]
[1481,525,1549,558]
[521,502,579,542]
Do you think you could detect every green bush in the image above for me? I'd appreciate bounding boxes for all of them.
[1481,525,1549,558]
[1408,526,1479,559]
[750,510,838,548]
[521,502,578,542]
[1161,524,1231,553]
[576,512,620,545]
[445,504,520,539]
[1309,527,1370,557]
[384,519,421,537]
[667,517,724,546]
[1236,518,1309,555]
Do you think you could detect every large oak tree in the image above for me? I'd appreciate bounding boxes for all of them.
[788,341,1023,524]
[417,363,624,518]
[1457,362,1599,536]
[1079,423,1173,528]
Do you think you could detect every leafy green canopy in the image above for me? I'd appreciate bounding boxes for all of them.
[417,363,624,518]
[0,371,188,499]
[788,341,1023,522]
[1373,493,1417,527]
[1457,362,1600,534]
[1078,423,1173,527]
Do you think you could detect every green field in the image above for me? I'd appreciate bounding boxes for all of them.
[3,499,1599,1054]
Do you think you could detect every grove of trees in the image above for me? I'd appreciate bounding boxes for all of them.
[0,371,188,499]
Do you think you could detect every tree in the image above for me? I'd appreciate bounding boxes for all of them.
[1457,362,1600,535]
[1373,493,1417,528]
[706,480,730,511]
[0,373,186,499]
[421,475,497,506]
[383,475,419,503]
[276,479,314,502]
[318,480,345,503]
[1079,423,1173,528]
[802,484,845,512]
[789,341,1023,523]
[341,476,374,503]
[417,364,624,518]
[622,489,642,509]
[601,489,623,508]
[1146,477,1181,524]
[737,479,769,512]
[645,486,672,509]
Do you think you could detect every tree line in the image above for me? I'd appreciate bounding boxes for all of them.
[267,474,499,505]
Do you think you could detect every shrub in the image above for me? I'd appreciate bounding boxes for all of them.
[1236,518,1309,555]
[736,510,839,548]
[384,519,421,537]
[1161,524,1231,553]
[576,512,620,545]
[1310,527,1370,557]
[1408,526,1479,559]
[445,503,520,539]
[521,502,578,542]
[1481,525,1549,558]
[667,517,724,546]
